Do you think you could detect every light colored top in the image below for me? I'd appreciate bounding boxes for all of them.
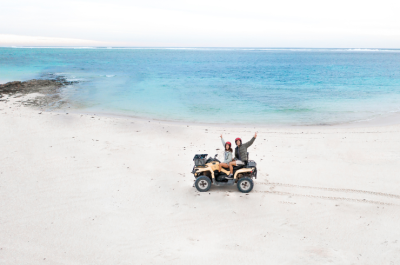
[221,138,233,164]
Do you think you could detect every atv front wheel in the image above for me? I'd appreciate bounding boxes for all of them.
[237,177,254,193]
[195,176,211,192]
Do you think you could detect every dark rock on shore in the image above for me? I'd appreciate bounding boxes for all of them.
[0,77,75,98]
[0,77,78,109]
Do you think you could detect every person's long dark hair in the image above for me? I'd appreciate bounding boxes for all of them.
[225,143,233,153]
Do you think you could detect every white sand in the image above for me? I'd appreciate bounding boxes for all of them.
[1,95,400,264]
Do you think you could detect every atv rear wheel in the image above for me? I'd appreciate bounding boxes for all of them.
[195,176,211,192]
[237,177,254,193]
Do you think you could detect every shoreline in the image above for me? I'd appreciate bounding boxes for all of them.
[64,106,400,130]
[40,94,400,131]
[2,78,400,130]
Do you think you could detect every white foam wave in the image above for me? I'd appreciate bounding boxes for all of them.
[344,48,391,52]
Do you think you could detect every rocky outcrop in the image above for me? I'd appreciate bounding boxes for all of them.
[0,76,78,109]
[0,77,75,98]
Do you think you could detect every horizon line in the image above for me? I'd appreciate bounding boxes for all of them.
[1,46,400,50]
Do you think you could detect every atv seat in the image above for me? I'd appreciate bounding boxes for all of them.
[232,165,245,171]
[232,164,246,175]
[231,153,250,174]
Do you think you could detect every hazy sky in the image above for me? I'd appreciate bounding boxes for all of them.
[1,0,399,47]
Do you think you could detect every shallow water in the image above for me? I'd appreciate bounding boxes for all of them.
[1,47,400,125]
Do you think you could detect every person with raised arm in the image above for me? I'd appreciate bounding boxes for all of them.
[219,134,233,173]
[227,132,258,179]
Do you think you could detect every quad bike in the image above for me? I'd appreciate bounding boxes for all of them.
[191,153,257,193]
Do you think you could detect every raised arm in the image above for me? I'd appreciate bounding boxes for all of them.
[244,132,257,148]
[220,134,226,147]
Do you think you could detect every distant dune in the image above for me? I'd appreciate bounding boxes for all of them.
[0,34,122,47]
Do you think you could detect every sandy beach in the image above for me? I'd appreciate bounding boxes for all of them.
[1,90,400,264]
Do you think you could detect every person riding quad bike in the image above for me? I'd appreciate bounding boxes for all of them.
[227,132,257,179]
[219,135,233,173]
[191,132,258,193]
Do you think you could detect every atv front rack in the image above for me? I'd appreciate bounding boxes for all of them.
[193,154,208,166]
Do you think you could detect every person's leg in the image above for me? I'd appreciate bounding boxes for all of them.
[229,161,236,175]
[218,163,226,172]
[219,163,228,172]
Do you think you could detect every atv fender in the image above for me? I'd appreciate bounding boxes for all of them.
[194,166,215,180]
[234,168,255,180]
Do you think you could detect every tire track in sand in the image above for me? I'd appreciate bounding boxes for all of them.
[255,182,400,206]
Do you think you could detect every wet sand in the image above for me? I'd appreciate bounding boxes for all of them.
[1,86,400,264]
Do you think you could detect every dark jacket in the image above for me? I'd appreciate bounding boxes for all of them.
[234,137,256,162]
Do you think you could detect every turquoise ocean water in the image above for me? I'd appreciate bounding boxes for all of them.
[1,47,400,125]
